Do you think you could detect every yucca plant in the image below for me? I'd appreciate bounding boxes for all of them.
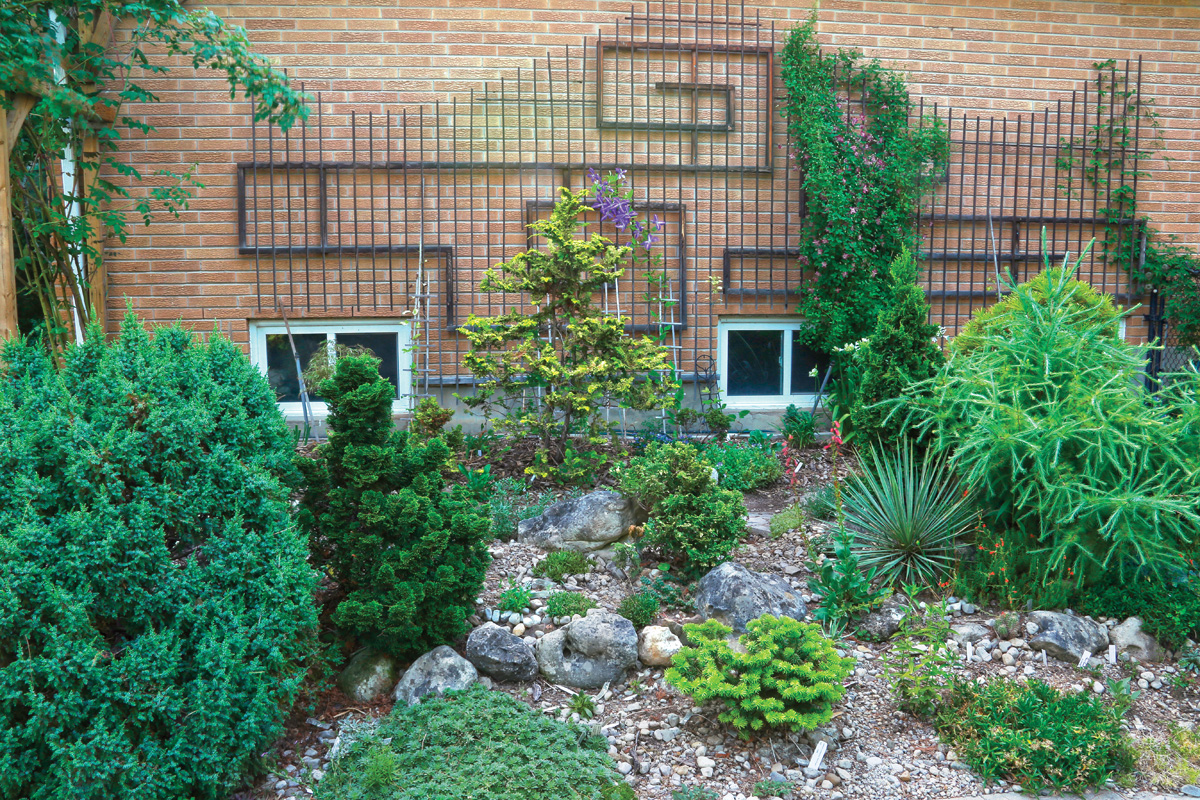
[841,440,976,587]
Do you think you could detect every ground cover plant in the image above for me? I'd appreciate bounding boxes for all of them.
[934,679,1136,791]
[0,318,318,799]
[296,354,490,658]
[903,257,1200,603]
[532,550,592,583]
[314,685,634,800]
[666,615,853,739]
[702,439,782,492]
[545,591,598,619]
[616,591,660,628]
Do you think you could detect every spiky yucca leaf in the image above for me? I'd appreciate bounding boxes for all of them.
[842,440,976,587]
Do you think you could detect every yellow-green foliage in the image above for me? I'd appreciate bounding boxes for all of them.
[666,615,852,738]
[457,186,677,467]
[953,267,1119,355]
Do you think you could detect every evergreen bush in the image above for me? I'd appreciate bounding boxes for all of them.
[903,260,1200,601]
[615,441,747,573]
[666,616,852,738]
[852,247,945,445]
[297,355,490,657]
[0,318,318,799]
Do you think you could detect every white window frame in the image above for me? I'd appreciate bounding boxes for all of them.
[248,319,414,420]
[717,318,822,409]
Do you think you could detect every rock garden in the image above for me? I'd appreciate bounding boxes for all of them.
[2,18,1199,800]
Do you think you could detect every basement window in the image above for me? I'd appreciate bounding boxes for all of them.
[718,319,827,408]
[248,320,413,418]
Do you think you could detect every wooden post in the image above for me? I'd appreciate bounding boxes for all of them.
[0,109,16,341]
[0,94,36,341]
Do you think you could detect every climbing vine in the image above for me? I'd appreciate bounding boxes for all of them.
[779,18,948,354]
[2,0,307,352]
[1057,59,1200,348]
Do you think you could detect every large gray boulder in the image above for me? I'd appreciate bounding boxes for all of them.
[518,491,645,554]
[1109,617,1165,663]
[859,595,909,642]
[336,649,399,703]
[694,562,807,634]
[394,645,478,705]
[465,622,539,681]
[1026,611,1108,662]
[536,608,638,688]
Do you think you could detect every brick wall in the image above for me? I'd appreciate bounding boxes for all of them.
[105,0,1200,376]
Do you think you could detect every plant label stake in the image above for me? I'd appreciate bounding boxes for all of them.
[1108,645,1117,665]
[1041,650,1048,665]
[810,741,828,772]
[965,642,973,662]
[1077,650,1092,669]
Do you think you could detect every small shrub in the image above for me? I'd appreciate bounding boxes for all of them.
[851,247,946,446]
[498,579,533,613]
[806,484,838,521]
[532,551,592,583]
[935,678,1135,791]
[0,319,318,798]
[457,178,676,469]
[883,609,959,719]
[315,685,634,800]
[673,787,719,800]
[781,404,817,448]
[953,266,1120,355]
[297,355,490,657]
[639,565,690,610]
[808,528,889,626]
[568,692,597,719]
[642,487,747,575]
[754,779,794,798]
[1071,576,1200,651]
[666,615,853,738]
[616,591,660,628]
[769,503,807,539]
[545,591,597,619]
[703,440,783,492]
[410,396,455,439]
[617,441,746,574]
[615,441,714,511]
[840,441,975,587]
